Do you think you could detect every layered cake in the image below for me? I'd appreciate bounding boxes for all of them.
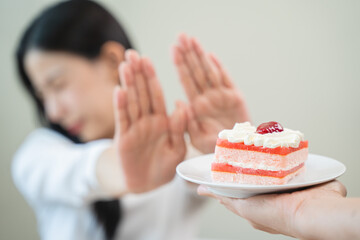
[212,121,308,185]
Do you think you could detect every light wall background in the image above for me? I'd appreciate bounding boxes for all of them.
[1,0,360,239]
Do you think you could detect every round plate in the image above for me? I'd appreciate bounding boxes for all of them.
[176,153,346,198]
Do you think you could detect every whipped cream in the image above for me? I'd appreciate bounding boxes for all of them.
[218,122,305,148]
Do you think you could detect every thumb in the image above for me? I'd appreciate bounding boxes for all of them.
[175,100,190,131]
[310,180,347,197]
[197,185,215,197]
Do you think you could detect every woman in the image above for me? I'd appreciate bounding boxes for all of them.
[13,1,250,240]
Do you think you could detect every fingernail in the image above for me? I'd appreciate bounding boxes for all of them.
[125,49,132,59]
[197,185,210,195]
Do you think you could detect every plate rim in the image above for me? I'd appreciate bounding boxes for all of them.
[176,153,346,190]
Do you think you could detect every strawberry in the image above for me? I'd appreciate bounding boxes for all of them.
[256,121,284,134]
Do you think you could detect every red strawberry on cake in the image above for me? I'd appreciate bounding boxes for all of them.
[212,121,308,185]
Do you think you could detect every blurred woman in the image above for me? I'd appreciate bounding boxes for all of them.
[13,1,250,240]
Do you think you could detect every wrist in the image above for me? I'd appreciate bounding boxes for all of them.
[96,144,129,197]
[191,137,216,154]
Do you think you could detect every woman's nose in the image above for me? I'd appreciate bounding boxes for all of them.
[45,95,65,123]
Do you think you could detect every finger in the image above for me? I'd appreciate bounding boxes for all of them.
[119,62,140,123]
[197,185,230,202]
[249,222,280,235]
[197,185,217,198]
[113,86,129,135]
[197,185,245,212]
[178,35,208,92]
[169,101,186,155]
[191,37,221,88]
[313,180,347,197]
[186,104,201,137]
[126,50,151,116]
[141,57,167,115]
[176,100,189,132]
[209,53,235,88]
[172,44,199,100]
[198,185,257,219]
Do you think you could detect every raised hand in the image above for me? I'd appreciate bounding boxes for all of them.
[113,50,186,193]
[172,34,250,154]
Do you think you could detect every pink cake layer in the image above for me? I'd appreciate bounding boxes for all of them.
[215,146,308,171]
[212,166,305,185]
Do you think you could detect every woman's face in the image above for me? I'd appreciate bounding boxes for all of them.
[25,50,119,141]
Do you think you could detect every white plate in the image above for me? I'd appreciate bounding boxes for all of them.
[176,153,346,198]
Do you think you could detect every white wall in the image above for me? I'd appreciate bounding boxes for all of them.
[1,0,359,239]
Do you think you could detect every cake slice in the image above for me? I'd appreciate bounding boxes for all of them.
[212,121,308,185]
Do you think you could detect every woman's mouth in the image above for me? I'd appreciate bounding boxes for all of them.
[66,122,83,136]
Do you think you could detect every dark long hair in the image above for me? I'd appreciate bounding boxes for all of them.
[15,1,133,239]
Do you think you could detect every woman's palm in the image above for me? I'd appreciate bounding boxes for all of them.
[114,51,186,193]
[173,34,250,153]
[189,88,248,152]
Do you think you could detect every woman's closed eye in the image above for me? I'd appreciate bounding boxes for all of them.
[35,77,67,102]
[48,77,67,92]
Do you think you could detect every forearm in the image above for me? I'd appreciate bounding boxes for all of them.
[296,197,360,240]
[96,145,128,197]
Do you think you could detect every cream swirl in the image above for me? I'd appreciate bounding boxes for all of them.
[218,122,304,148]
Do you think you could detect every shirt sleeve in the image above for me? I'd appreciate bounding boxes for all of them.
[12,128,114,208]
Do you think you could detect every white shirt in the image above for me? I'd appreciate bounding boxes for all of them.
[12,128,206,240]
